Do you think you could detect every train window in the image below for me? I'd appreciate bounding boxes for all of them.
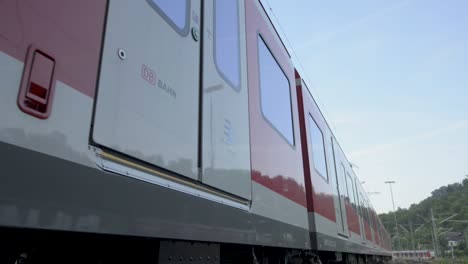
[346,172,357,207]
[340,164,349,198]
[366,202,372,224]
[355,179,361,213]
[215,0,241,90]
[308,116,328,180]
[353,179,360,210]
[360,193,368,223]
[258,35,294,146]
[337,164,347,198]
[147,0,189,35]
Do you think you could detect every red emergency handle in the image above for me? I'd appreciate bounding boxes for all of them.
[18,46,56,119]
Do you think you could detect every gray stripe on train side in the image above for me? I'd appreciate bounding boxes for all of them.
[310,231,392,256]
[308,212,390,256]
[309,212,371,249]
[0,52,95,168]
[0,141,309,249]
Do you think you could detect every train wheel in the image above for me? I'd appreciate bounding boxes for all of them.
[357,255,365,264]
[346,254,358,264]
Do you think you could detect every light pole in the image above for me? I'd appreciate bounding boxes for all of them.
[385,180,401,251]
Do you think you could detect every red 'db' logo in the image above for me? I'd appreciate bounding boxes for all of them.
[142,64,156,86]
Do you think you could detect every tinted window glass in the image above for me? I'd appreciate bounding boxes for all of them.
[150,0,188,32]
[347,172,357,206]
[215,0,240,89]
[309,116,327,179]
[258,35,294,145]
[359,191,365,217]
[365,201,371,224]
[354,179,361,209]
[340,164,348,197]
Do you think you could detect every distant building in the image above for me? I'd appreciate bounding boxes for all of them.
[443,232,464,248]
[448,240,460,247]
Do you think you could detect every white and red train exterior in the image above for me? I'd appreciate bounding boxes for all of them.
[0,0,391,262]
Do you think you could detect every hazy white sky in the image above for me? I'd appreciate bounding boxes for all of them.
[263,0,468,213]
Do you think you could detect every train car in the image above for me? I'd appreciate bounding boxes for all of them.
[393,250,435,261]
[0,0,391,263]
[296,74,392,263]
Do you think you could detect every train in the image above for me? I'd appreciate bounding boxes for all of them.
[0,0,392,263]
[393,250,435,261]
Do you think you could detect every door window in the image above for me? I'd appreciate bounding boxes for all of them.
[214,0,241,90]
[347,172,357,207]
[258,35,294,146]
[309,116,328,180]
[147,0,189,35]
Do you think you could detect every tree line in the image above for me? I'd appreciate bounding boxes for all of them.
[379,178,468,257]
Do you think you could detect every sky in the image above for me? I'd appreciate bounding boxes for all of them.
[262,0,468,214]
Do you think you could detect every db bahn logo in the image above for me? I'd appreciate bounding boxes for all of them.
[141,64,176,99]
[142,64,156,85]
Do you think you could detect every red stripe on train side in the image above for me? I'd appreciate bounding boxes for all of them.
[345,200,361,235]
[0,0,106,98]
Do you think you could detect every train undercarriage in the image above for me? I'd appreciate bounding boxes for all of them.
[1,228,390,264]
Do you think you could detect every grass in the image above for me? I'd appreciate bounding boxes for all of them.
[431,257,468,264]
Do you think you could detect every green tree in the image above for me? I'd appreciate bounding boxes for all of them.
[378,178,468,254]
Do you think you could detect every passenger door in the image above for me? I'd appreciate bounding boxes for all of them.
[93,0,201,179]
[201,0,251,199]
[93,0,252,199]
[331,138,349,236]
[356,188,367,243]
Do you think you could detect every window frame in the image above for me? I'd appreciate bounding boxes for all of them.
[354,179,361,213]
[365,200,371,225]
[360,192,366,221]
[307,114,329,181]
[257,34,295,147]
[213,0,242,91]
[146,0,190,36]
[347,172,357,208]
[341,164,350,199]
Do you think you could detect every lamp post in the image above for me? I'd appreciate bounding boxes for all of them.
[385,180,401,251]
